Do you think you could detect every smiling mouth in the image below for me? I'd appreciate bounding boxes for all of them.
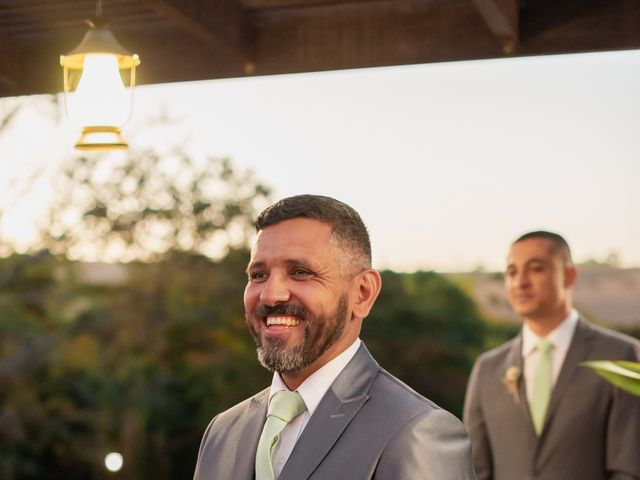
[265,315,301,327]
[513,293,533,300]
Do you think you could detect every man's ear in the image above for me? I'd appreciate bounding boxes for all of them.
[564,264,578,288]
[351,269,382,320]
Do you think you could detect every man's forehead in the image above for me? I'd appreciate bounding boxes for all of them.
[255,217,331,238]
[507,238,556,264]
[250,218,334,259]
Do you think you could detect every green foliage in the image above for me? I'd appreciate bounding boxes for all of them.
[581,360,640,396]
[1,144,500,476]
[362,270,487,417]
[1,254,498,477]
[0,251,270,479]
[620,326,640,341]
[480,321,520,350]
[2,149,274,478]
[42,150,270,261]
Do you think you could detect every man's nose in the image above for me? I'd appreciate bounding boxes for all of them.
[512,270,530,288]
[259,275,291,305]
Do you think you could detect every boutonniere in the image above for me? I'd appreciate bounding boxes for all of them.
[502,366,522,404]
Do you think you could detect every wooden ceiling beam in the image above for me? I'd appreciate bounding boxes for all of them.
[252,1,503,74]
[0,31,21,95]
[472,0,519,54]
[2,0,640,97]
[243,0,391,9]
[518,0,640,53]
[141,0,254,66]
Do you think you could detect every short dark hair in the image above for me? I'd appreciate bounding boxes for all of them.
[255,194,372,272]
[514,230,573,264]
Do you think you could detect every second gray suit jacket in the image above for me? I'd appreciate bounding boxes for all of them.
[463,319,640,480]
[194,343,476,479]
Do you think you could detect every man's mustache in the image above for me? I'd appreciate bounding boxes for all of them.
[253,303,309,319]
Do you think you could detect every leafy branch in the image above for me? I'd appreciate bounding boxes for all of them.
[581,360,640,396]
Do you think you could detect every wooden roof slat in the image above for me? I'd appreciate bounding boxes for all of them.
[473,0,519,53]
[241,0,392,10]
[0,29,20,91]
[142,0,253,64]
[0,0,638,98]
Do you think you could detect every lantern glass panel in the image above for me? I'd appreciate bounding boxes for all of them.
[66,54,132,128]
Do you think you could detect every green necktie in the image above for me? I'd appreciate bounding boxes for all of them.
[255,390,306,480]
[530,339,554,434]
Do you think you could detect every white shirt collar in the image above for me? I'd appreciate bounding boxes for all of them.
[522,308,579,357]
[269,338,361,415]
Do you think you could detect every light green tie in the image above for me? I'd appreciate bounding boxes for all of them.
[255,390,306,480]
[531,339,554,434]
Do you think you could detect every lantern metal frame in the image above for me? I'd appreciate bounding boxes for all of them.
[60,3,140,151]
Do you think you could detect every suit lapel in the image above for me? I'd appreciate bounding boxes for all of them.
[234,389,269,480]
[279,344,378,480]
[540,319,595,436]
[504,334,532,425]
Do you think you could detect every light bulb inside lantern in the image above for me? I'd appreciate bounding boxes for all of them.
[67,54,130,128]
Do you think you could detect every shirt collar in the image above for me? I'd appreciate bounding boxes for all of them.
[522,308,579,357]
[269,338,361,415]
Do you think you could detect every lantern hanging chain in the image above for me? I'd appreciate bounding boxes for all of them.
[96,0,103,18]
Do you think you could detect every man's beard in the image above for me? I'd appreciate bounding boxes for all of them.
[245,294,349,374]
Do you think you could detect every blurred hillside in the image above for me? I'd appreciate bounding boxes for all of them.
[448,264,640,329]
[77,261,640,332]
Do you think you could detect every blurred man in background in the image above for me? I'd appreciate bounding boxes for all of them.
[464,231,640,480]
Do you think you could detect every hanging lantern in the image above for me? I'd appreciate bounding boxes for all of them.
[60,13,140,150]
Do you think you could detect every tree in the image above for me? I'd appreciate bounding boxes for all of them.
[0,250,271,479]
[363,270,487,416]
[1,141,273,478]
[42,148,271,262]
[0,95,60,257]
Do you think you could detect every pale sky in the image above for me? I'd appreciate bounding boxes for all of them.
[1,49,639,272]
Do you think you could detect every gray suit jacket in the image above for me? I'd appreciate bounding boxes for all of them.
[463,319,640,480]
[194,343,476,479]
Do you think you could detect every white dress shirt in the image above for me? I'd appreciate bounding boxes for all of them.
[522,309,579,404]
[266,338,361,479]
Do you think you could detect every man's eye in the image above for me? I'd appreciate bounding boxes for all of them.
[291,269,311,278]
[249,272,267,282]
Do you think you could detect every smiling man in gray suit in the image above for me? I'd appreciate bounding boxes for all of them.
[464,231,640,480]
[193,195,476,480]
